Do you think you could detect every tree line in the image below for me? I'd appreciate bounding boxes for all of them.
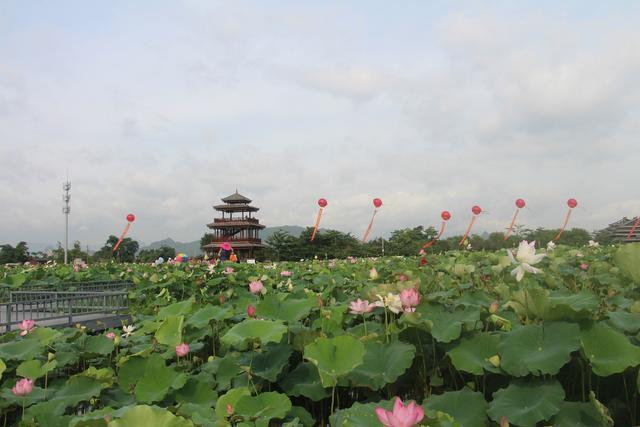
[259,226,597,261]
[0,236,175,265]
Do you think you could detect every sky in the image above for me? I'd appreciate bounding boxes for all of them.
[1,1,640,249]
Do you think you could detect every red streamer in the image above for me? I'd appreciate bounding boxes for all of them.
[553,209,573,241]
[421,221,447,250]
[504,209,520,240]
[626,217,640,240]
[310,208,324,242]
[362,210,379,243]
[459,215,477,246]
[112,222,132,252]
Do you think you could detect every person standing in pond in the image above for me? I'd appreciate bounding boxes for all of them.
[218,242,233,262]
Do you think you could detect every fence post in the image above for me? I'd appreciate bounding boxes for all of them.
[5,304,11,331]
[68,297,73,325]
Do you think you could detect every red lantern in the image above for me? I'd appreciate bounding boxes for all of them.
[515,199,526,209]
[373,198,383,208]
[126,213,136,222]
[472,205,482,215]
[318,198,328,208]
[567,198,578,209]
[441,211,451,221]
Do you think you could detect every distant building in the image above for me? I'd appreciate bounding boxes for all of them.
[598,217,640,243]
[202,191,266,259]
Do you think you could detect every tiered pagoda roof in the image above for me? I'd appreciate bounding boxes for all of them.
[202,191,265,256]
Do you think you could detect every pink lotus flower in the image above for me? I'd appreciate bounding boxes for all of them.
[249,280,264,294]
[19,319,36,336]
[280,270,292,277]
[375,397,424,427]
[226,403,234,415]
[175,343,190,357]
[12,378,34,396]
[105,332,116,340]
[349,299,376,315]
[400,288,421,312]
[224,267,234,275]
[247,305,256,318]
[399,274,408,282]
[580,263,589,271]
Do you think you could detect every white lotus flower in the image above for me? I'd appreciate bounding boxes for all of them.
[507,241,545,282]
[546,241,556,251]
[588,240,599,247]
[374,293,403,314]
[122,325,135,338]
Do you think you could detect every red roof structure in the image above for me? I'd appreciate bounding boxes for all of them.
[202,191,265,259]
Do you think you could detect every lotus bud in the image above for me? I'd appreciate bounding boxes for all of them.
[499,416,509,427]
[114,335,121,346]
[489,301,499,314]
[369,268,379,280]
[48,352,55,361]
[488,355,501,368]
[207,356,214,363]
[219,294,225,304]
[226,404,234,415]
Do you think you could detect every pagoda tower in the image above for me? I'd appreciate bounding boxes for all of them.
[203,191,266,259]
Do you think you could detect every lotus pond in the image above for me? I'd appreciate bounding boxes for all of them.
[1,242,640,426]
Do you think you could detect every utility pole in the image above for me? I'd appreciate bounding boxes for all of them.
[62,181,71,264]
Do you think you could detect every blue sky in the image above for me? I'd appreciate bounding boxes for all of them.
[1,1,640,248]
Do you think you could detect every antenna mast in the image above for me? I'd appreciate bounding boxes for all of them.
[62,181,71,264]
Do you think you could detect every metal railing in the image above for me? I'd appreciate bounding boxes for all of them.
[1,291,128,333]
[0,280,131,303]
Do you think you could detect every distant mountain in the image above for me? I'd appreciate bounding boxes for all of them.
[141,226,309,256]
[260,225,306,241]
[142,238,203,257]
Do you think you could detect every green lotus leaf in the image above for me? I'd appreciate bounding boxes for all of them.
[215,387,251,418]
[255,294,316,324]
[84,335,115,355]
[447,332,501,375]
[424,388,488,427]
[175,403,218,427]
[347,341,416,390]
[614,243,640,282]
[16,359,57,380]
[187,305,233,328]
[0,386,46,410]
[175,377,218,406]
[202,353,243,391]
[221,319,287,350]
[155,315,185,347]
[235,391,292,427]
[505,287,551,321]
[419,304,480,343]
[158,299,194,319]
[580,321,640,376]
[26,376,108,418]
[0,338,43,360]
[546,291,599,321]
[108,405,194,427]
[29,327,63,346]
[249,342,293,382]
[606,311,640,334]
[287,406,315,427]
[304,335,365,387]
[279,362,331,401]
[118,356,146,392]
[487,379,565,427]
[330,400,393,427]
[498,322,580,376]
[75,367,115,387]
[551,401,613,427]
[134,354,188,403]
